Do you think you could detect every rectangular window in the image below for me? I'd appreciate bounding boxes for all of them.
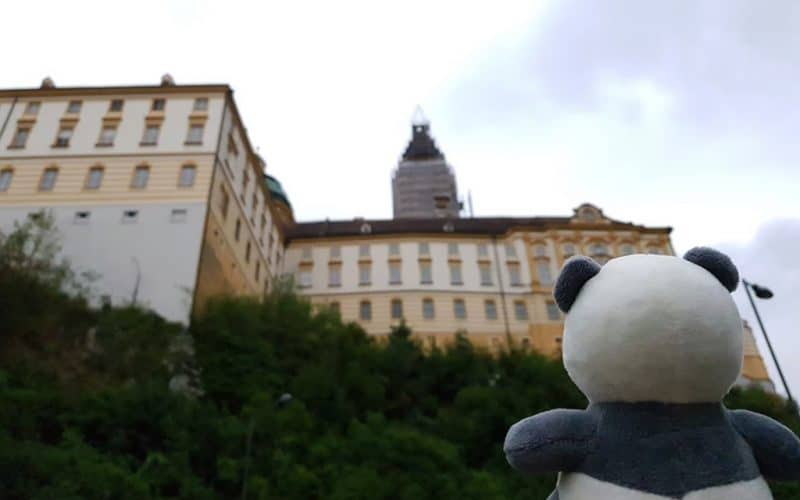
[245,241,252,263]
[563,244,576,259]
[131,165,150,189]
[228,133,239,156]
[448,242,459,256]
[193,97,209,111]
[546,301,561,320]
[534,245,547,257]
[449,263,463,285]
[24,102,40,115]
[485,300,498,320]
[360,301,372,321]
[514,301,528,321]
[186,124,204,144]
[301,247,312,260]
[478,243,489,258]
[73,211,90,225]
[508,263,522,286]
[420,262,432,284]
[389,262,402,284]
[141,125,160,145]
[328,265,341,287]
[537,262,553,284]
[220,187,230,218]
[39,168,58,191]
[391,299,403,319]
[505,243,517,258]
[418,242,429,255]
[255,261,261,282]
[235,218,241,241]
[242,170,250,192]
[479,264,493,286]
[359,244,370,258]
[85,167,104,189]
[121,209,139,224]
[97,126,116,146]
[453,299,467,319]
[0,169,14,191]
[422,298,435,319]
[359,263,371,285]
[298,269,312,288]
[152,98,165,111]
[170,208,187,223]
[329,301,340,314]
[620,244,635,255]
[109,99,124,112]
[10,127,30,148]
[66,100,82,114]
[179,165,196,187]
[389,243,400,256]
[330,246,341,259]
[54,127,73,147]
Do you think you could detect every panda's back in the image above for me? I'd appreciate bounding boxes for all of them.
[567,403,765,499]
[556,473,771,500]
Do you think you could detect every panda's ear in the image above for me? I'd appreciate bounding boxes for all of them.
[683,247,739,292]
[554,256,601,313]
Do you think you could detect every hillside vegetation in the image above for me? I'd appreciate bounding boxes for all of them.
[1,214,798,499]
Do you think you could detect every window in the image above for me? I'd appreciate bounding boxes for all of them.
[54,127,73,147]
[534,244,547,257]
[10,127,30,148]
[193,97,208,111]
[73,211,90,224]
[505,243,517,258]
[508,263,522,286]
[255,261,261,282]
[477,243,489,258]
[330,246,341,259]
[66,100,82,114]
[131,165,150,189]
[453,299,467,319]
[152,98,165,111]
[186,124,204,144]
[227,133,239,156]
[220,187,230,218]
[485,300,498,320]
[422,298,435,319]
[537,262,553,284]
[122,209,139,223]
[418,242,429,255]
[389,262,402,284]
[391,299,403,319]
[235,218,241,241]
[358,244,370,258]
[242,170,249,192]
[109,99,124,112]
[85,167,104,189]
[449,263,463,285]
[141,125,160,145]
[359,263,371,285]
[563,244,576,258]
[448,242,459,256]
[0,169,13,192]
[514,301,528,321]
[359,301,372,321]
[178,165,196,187]
[389,243,400,256]
[39,167,58,191]
[419,262,432,284]
[479,264,493,286]
[546,301,561,320]
[24,102,40,115]
[522,337,530,350]
[301,247,312,260]
[97,126,116,146]
[298,269,312,288]
[328,265,341,287]
[620,244,635,255]
[245,241,252,262]
[589,244,610,264]
[170,208,187,223]
[329,301,340,314]
[648,247,663,255]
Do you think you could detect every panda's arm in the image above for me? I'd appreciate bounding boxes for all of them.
[730,409,800,480]
[503,409,596,475]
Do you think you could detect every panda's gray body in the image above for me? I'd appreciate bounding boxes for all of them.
[504,250,800,499]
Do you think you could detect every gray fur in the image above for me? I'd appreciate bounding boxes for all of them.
[504,402,769,498]
[683,246,739,292]
[553,256,601,313]
[730,409,800,481]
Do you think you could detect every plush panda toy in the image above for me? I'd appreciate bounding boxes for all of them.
[504,247,800,499]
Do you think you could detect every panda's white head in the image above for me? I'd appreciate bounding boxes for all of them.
[554,247,743,404]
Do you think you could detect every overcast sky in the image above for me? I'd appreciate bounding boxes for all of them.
[5,0,799,398]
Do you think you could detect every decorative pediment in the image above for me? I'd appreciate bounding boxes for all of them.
[570,203,610,225]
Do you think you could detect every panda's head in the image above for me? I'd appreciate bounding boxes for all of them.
[554,247,743,404]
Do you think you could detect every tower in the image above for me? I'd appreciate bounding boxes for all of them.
[392,108,459,218]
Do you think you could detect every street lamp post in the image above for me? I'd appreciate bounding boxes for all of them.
[742,279,795,406]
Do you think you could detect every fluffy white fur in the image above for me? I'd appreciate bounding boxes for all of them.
[563,254,743,403]
[557,473,772,500]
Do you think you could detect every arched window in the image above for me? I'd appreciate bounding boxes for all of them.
[39,167,58,191]
[131,165,150,189]
[85,166,104,190]
[179,164,196,187]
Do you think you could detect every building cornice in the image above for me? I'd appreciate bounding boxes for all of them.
[0,84,231,99]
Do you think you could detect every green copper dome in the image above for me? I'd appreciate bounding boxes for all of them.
[265,174,291,209]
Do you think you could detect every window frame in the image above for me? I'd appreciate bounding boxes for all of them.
[0,168,13,192]
[422,298,435,319]
[514,301,528,321]
[39,167,58,191]
[85,166,104,190]
[130,165,150,189]
[53,126,73,148]
[359,300,372,321]
[484,300,498,320]
[141,124,160,146]
[391,299,403,320]
[9,127,30,148]
[178,164,197,188]
[185,123,204,145]
[453,299,467,319]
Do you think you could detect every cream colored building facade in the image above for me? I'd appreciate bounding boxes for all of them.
[0,77,291,323]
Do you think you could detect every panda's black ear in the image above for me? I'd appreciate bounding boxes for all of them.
[683,247,739,292]
[553,256,601,313]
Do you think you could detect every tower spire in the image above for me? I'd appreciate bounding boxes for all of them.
[411,105,429,126]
